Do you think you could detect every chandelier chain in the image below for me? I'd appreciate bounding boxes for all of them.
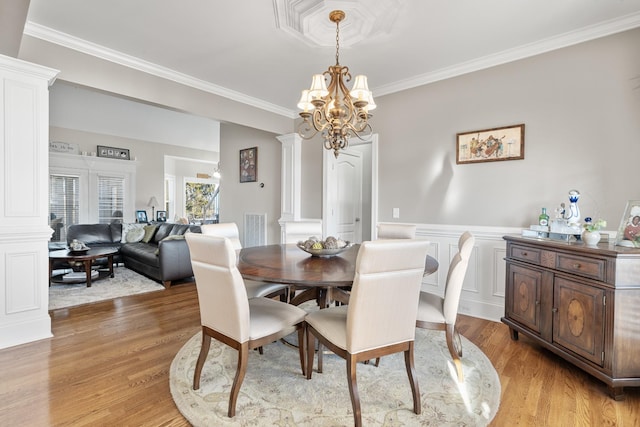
[335,18,340,65]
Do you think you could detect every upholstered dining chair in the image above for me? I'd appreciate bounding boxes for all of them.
[201,223,289,302]
[282,220,323,243]
[305,239,430,427]
[281,220,323,300]
[185,233,307,418]
[376,223,417,239]
[416,231,474,382]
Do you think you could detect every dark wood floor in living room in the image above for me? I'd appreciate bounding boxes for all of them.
[0,284,638,426]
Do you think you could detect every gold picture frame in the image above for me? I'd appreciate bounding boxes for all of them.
[615,200,640,248]
[456,124,525,164]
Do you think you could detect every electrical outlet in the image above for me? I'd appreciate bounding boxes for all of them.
[392,208,400,219]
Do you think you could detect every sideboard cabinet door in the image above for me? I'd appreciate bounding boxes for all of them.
[553,277,605,366]
[505,263,552,340]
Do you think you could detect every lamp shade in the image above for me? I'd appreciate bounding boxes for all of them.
[308,74,329,100]
[147,196,160,207]
[297,90,313,112]
[350,75,370,101]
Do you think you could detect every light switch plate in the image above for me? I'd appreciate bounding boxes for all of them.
[392,208,400,219]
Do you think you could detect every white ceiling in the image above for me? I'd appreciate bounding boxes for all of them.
[25,0,640,119]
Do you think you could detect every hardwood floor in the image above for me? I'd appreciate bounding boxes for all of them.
[0,284,638,426]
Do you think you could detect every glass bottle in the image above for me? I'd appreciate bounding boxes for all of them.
[539,208,549,226]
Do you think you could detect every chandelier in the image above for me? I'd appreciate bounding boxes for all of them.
[297,10,376,158]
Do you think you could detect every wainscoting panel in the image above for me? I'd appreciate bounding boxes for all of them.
[408,223,521,322]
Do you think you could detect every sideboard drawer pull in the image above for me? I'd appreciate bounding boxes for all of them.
[573,263,581,269]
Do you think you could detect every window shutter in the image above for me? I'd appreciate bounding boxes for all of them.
[98,175,125,224]
[49,174,80,241]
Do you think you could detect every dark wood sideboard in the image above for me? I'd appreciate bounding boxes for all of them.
[502,235,640,400]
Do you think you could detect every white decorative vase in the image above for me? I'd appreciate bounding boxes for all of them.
[582,230,601,246]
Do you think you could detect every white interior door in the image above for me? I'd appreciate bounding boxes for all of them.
[323,149,362,242]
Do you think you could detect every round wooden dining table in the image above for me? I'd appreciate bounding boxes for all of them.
[237,243,439,307]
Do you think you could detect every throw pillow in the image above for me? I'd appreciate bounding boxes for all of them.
[126,227,145,243]
[121,223,145,243]
[142,224,159,243]
[162,234,185,241]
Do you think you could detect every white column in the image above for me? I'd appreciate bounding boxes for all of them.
[0,54,59,349]
[277,133,302,241]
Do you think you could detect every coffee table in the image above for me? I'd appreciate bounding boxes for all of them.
[49,247,118,287]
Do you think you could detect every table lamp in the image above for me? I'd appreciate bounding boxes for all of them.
[147,196,160,221]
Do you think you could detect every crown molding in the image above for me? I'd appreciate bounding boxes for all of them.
[23,22,298,119]
[373,11,640,97]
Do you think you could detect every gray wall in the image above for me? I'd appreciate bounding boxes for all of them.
[49,126,216,217]
[219,123,282,245]
[40,26,640,238]
[299,27,640,230]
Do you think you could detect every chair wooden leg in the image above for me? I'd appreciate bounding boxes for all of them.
[306,326,315,380]
[228,342,249,418]
[317,342,323,374]
[193,331,211,390]
[347,354,362,427]
[297,325,305,376]
[445,324,464,382]
[404,342,421,415]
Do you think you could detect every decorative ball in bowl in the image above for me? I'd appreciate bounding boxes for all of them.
[68,239,90,254]
[297,236,351,257]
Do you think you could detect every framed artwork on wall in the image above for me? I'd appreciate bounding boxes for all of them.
[97,145,130,160]
[615,200,640,247]
[456,124,525,164]
[136,210,148,224]
[239,146,257,183]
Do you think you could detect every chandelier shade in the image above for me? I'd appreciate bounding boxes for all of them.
[297,10,375,157]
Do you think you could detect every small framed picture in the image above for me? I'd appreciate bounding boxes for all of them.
[97,145,130,160]
[456,124,525,164]
[239,146,257,183]
[136,210,148,224]
[615,200,640,247]
[156,210,167,222]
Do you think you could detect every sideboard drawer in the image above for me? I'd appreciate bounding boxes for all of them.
[510,244,541,265]
[556,253,605,281]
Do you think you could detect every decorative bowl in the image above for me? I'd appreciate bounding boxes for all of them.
[297,242,351,258]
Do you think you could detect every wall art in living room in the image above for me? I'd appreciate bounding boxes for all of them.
[239,146,257,183]
[456,123,524,164]
[97,145,130,160]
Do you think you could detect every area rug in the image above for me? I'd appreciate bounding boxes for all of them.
[170,328,501,426]
[49,267,165,310]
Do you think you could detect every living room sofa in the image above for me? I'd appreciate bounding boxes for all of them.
[61,222,201,288]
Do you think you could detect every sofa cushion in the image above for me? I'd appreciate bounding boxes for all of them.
[120,242,160,267]
[67,224,114,245]
[169,224,191,236]
[110,223,123,242]
[142,224,159,243]
[153,223,174,243]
